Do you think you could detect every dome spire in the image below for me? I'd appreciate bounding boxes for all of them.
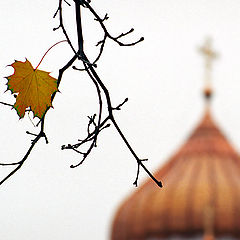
[111,41,240,240]
[199,38,218,102]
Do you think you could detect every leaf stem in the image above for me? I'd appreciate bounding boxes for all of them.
[35,40,67,70]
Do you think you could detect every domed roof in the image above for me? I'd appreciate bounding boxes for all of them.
[111,108,240,240]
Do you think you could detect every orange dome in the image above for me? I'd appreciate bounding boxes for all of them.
[111,109,240,240]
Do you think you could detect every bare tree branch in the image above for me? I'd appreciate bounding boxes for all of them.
[62,0,162,187]
[0,0,162,188]
[0,49,78,186]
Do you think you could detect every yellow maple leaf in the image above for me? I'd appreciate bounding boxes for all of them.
[7,59,58,119]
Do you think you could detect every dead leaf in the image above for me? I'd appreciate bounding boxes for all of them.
[7,59,58,119]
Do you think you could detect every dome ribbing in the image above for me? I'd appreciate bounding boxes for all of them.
[111,109,240,240]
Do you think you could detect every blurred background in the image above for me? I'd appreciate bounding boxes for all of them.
[1,0,240,239]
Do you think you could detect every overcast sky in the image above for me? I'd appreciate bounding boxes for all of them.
[1,1,240,240]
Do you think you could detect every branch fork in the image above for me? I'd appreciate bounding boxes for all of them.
[0,0,162,188]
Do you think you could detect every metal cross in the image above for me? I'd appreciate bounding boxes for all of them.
[199,38,217,71]
[199,38,218,99]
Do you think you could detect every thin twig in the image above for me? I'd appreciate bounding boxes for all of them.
[0,0,162,188]
[0,101,14,107]
[69,60,103,168]
[112,98,128,111]
[61,117,110,150]
[93,34,107,64]
[0,32,78,186]
[80,0,144,47]
[65,0,162,187]
[54,0,77,55]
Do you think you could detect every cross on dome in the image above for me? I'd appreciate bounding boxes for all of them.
[199,38,218,100]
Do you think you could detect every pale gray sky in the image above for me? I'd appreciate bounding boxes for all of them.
[1,1,240,239]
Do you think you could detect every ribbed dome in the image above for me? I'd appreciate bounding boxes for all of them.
[111,109,240,240]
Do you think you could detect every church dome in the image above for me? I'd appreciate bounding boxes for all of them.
[111,40,240,240]
[111,108,240,240]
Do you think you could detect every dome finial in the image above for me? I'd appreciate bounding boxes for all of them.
[199,38,218,101]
